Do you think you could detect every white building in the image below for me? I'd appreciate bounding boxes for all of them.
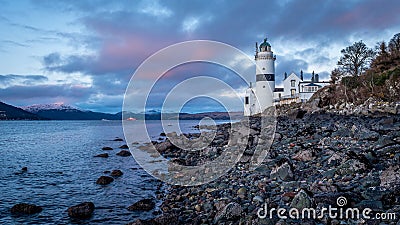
[244,38,330,116]
[244,38,276,116]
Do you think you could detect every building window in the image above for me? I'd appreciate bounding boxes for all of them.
[263,85,265,88]
[291,89,296,96]
[291,80,295,87]
[245,96,249,104]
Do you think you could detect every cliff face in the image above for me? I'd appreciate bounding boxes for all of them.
[280,66,400,116]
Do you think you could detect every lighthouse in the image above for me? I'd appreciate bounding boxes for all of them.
[244,37,276,116]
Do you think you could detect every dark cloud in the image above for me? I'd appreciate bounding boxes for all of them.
[271,0,400,41]
[42,0,400,79]
[44,53,95,74]
[0,84,91,99]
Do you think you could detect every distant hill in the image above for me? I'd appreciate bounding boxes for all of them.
[0,102,43,120]
[3,103,244,121]
[117,111,243,120]
[23,103,120,120]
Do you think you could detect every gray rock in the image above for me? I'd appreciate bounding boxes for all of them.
[96,176,114,185]
[119,144,129,149]
[94,153,109,158]
[356,129,379,141]
[380,166,400,189]
[292,149,314,161]
[336,159,366,175]
[110,169,123,177]
[127,198,155,211]
[270,162,293,181]
[252,196,264,203]
[332,127,352,137]
[290,189,313,210]
[375,136,396,150]
[116,150,131,157]
[126,214,178,225]
[10,203,42,215]
[67,202,94,219]
[214,202,242,223]
[155,140,173,152]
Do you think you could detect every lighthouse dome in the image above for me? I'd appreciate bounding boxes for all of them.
[259,38,271,52]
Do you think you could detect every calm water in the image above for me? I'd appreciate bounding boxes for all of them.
[0,120,223,224]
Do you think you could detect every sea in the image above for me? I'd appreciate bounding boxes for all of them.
[0,120,230,225]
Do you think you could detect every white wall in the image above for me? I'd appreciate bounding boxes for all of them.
[283,72,302,97]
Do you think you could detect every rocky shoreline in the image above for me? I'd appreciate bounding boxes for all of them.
[130,110,400,225]
[9,110,399,224]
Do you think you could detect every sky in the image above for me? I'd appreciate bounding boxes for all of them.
[1,0,400,113]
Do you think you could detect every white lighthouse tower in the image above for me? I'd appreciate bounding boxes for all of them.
[244,37,276,116]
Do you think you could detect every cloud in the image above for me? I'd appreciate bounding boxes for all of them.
[0,74,48,87]
[0,84,92,99]
[1,40,29,48]
[182,17,200,33]
[139,0,173,18]
[2,0,400,113]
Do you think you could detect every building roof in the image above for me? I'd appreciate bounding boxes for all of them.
[303,83,322,87]
[259,38,271,51]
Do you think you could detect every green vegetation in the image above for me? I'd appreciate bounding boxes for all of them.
[324,33,400,105]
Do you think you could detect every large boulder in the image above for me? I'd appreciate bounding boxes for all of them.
[67,202,95,219]
[96,176,114,185]
[10,203,42,214]
[127,198,155,211]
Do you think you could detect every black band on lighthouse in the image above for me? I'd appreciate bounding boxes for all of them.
[256,74,275,81]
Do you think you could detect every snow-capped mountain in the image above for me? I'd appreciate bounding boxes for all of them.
[22,103,78,113]
[21,103,119,120]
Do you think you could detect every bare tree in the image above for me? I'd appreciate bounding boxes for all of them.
[337,40,375,76]
[388,33,400,54]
